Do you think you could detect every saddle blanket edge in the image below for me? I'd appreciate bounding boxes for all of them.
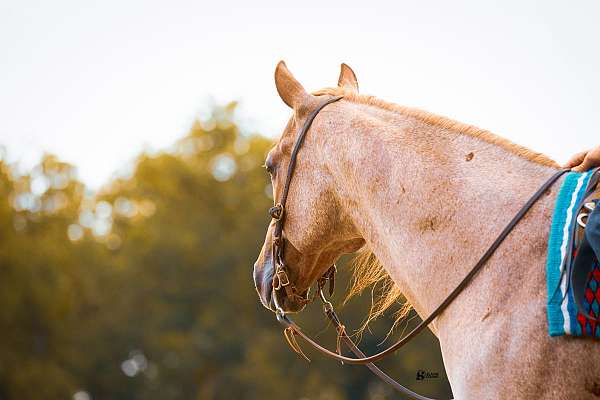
[546,170,600,338]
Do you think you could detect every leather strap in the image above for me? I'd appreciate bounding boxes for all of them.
[270,95,345,306]
[276,169,568,365]
[324,303,447,400]
[265,93,569,399]
[272,95,345,243]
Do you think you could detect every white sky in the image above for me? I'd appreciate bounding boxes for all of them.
[1,1,599,189]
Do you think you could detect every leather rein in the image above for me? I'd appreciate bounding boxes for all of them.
[265,95,568,399]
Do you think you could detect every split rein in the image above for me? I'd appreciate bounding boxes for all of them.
[265,95,569,399]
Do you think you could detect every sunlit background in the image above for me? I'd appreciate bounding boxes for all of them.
[3,1,600,188]
[1,1,599,399]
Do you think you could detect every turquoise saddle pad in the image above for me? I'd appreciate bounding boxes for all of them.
[546,170,600,338]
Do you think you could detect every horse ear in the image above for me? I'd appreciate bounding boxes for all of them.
[274,61,311,109]
[338,63,359,92]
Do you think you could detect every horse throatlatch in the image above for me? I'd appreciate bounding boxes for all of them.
[264,94,569,400]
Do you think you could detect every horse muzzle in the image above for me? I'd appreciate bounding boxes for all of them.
[253,260,308,313]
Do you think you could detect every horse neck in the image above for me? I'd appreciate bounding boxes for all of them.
[322,101,559,334]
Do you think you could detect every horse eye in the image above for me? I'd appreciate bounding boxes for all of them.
[264,160,275,175]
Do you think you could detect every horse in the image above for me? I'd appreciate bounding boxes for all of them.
[252,61,600,399]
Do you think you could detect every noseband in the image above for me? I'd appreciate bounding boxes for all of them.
[265,95,568,400]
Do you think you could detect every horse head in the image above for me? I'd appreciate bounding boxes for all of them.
[253,62,365,313]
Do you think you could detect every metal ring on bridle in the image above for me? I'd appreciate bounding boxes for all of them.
[578,213,589,228]
[269,203,284,220]
[319,289,334,313]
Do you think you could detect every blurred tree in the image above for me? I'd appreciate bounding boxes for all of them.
[0,155,90,399]
[0,104,451,400]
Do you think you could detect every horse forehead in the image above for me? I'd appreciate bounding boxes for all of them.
[269,134,292,161]
[274,116,297,147]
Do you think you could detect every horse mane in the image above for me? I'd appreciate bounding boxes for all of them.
[345,248,412,334]
[314,87,559,168]
[315,86,559,331]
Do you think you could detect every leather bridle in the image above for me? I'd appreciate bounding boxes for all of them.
[265,95,568,400]
[268,95,344,308]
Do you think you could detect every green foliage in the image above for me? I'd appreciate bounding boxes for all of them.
[0,104,452,400]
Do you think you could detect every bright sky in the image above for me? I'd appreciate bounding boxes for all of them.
[2,1,599,189]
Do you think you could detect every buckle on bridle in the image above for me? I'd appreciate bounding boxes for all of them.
[272,266,290,290]
[317,264,337,297]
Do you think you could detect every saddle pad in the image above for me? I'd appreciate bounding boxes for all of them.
[546,170,600,338]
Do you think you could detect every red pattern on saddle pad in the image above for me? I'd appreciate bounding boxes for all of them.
[575,257,600,337]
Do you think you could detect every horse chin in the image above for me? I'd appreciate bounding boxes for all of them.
[271,289,309,314]
[256,280,274,311]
